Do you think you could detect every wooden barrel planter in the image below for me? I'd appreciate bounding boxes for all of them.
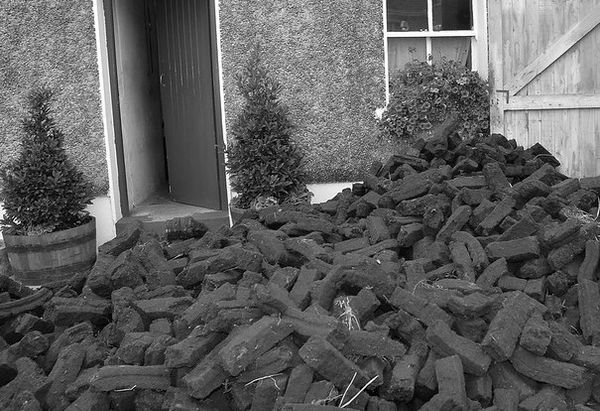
[2,217,97,286]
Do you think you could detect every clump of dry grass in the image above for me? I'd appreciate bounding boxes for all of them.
[335,296,361,331]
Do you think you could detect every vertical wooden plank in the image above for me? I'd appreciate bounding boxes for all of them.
[580,109,598,176]
[528,110,543,150]
[488,0,505,133]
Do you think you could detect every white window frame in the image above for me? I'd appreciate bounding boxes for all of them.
[383,0,488,102]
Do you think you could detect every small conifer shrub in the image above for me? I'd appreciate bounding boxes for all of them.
[226,46,306,209]
[0,87,93,235]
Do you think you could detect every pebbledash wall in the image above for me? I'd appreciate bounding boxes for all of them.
[218,0,397,183]
[0,1,113,244]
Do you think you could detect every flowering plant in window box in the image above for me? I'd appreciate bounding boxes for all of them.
[379,59,489,142]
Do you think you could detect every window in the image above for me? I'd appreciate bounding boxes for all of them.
[384,0,487,83]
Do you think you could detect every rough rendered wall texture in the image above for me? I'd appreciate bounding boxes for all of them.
[0,1,108,195]
[219,0,398,183]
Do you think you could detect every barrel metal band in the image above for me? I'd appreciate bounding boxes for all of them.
[5,231,96,253]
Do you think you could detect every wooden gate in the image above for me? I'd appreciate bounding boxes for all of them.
[489,0,600,177]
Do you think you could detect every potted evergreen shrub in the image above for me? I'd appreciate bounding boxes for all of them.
[226,45,307,222]
[0,87,96,286]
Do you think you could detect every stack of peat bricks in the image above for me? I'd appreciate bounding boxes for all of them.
[6,131,600,411]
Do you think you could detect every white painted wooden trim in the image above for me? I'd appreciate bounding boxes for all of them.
[383,0,390,104]
[92,0,120,234]
[386,30,476,38]
[214,0,233,219]
[472,0,489,79]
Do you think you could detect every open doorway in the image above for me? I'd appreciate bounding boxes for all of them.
[107,0,227,217]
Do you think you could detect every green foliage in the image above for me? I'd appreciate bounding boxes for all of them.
[226,46,306,209]
[379,59,490,142]
[0,87,93,235]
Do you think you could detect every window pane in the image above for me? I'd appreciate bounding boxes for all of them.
[432,0,472,31]
[431,37,471,68]
[388,38,427,74]
[387,0,428,32]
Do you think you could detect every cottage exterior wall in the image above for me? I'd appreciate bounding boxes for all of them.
[0,0,109,196]
[218,0,399,183]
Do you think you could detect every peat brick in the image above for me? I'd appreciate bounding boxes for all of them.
[452,231,489,272]
[435,355,468,408]
[299,336,370,389]
[510,346,588,389]
[116,332,155,365]
[578,240,600,282]
[341,330,406,359]
[416,350,439,397]
[426,320,491,376]
[477,258,509,288]
[548,235,588,270]
[482,291,544,361]
[390,286,454,327]
[134,296,193,321]
[493,388,520,411]
[448,175,487,189]
[183,338,232,399]
[367,216,391,245]
[334,237,370,254]
[390,174,432,203]
[436,205,472,243]
[47,343,85,410]
[483,162,512,195]
[578,279,600,345]
[572,345,600,373]
[580,176,600,194]
[91,365,171,392]
[476,196,517,236]
[524,277,546,301]
[218,315,293,376]
[540,219,582,248]
[98,223,141,256]
[269,267,300,291]
[498,275,527,292]
[488,361,538,401]
[519,313,552,355]
[44,296,112,327]
[552,178,581,198]
[485,236,540,262]
[547,270,572,296]
[519,257,552,279]
[85,253,116,298]
[449,240,476,282]
[247,230,290,266]
[283,364,314,404]
[498,212,539,241]
[397,223,424,247]
[289,268,320,310]
[165,328,225,368]
[466,374,493,407]
[382,353,424,402]
[470,199,496,229]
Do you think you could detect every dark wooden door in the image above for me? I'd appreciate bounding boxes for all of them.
[155,0,221,208]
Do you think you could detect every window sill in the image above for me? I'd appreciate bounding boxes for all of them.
[386,30,475,38]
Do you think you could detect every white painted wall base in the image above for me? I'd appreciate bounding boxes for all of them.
[307,182,357,204]
[0,195,116,247]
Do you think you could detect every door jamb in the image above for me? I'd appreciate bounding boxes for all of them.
[101,0,130,217]
[208,0,228,211]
